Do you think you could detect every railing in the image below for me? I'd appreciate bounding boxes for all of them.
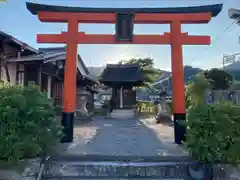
[204,90,240,105]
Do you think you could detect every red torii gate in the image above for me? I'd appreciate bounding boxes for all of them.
[26,2,223,144]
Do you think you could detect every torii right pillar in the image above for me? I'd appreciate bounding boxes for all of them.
[170,20,187,144]
[167,5,222,144]
[169,16,218,144]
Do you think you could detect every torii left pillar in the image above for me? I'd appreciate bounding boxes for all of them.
[61,18,78,142]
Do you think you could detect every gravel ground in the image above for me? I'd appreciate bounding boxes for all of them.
[57,116,188,157]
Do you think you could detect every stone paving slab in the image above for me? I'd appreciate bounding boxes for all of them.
[57,117,188,157]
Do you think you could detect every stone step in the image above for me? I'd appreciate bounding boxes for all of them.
[49,154,191,162]
[39,155,227,179]
[47,178,182,180]
[44,161,191,179]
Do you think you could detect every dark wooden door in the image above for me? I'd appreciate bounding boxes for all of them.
[123,88,136,108]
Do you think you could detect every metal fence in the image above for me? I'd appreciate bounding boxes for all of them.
[204,90,240,105]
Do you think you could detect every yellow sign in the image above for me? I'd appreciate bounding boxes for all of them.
[137,102,156,114]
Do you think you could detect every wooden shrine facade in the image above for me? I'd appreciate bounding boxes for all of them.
[100,64,144,109]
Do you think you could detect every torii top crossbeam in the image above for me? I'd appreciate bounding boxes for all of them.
[27,3,222,18]
[26,3,222,45]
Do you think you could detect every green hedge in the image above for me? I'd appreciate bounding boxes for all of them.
[185,74,240,165]
[186,101,240,164]
[0,83,62,164]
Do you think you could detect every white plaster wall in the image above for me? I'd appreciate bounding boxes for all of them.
[1,63,17,85]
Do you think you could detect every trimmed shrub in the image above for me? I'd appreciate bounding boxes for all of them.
[185,72,240,165]
[186,101,240,164]
[0,83,62,164]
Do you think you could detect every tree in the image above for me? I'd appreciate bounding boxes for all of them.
[186,73,211,105]
[228,70,240,81]
[204,68,233,90]
[119,57,162,88]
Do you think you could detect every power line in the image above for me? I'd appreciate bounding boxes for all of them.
[190,16,240,61]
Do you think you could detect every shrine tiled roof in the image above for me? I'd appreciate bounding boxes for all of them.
[26,2,223,17]
[0,31,39,54]
[99,64,144,84]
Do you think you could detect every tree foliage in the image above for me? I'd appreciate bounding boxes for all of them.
[185,71,240,165]
[204,68,233,90]
[0,83,62,164]
[186,73,211,105]
[186,102,240,164]
[119,57,162,88]
[226,69,240,81]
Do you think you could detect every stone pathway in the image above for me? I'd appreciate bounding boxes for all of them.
[57,117,188,157]
[47,117,239,179]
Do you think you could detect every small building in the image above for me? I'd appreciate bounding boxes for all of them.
[0,31,97,113]
[99,64,144,118]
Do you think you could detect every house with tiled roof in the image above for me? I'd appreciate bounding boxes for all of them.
[0,31,97,112]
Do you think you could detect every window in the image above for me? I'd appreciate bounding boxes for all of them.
[17,71,24,84]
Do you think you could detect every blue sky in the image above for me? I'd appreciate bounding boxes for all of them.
[0,0,239,70]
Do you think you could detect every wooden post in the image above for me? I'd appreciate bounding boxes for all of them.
[61,18,78,143]
[38,64,42,88]
[120,86,123,108]
[170,20,186,144]
[47,76,52,99]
